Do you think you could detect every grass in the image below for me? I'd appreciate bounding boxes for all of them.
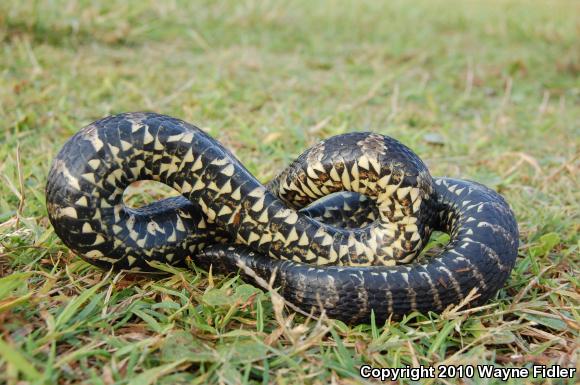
[0,0,578,384]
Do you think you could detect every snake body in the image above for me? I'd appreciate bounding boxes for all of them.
[46,112,518,323]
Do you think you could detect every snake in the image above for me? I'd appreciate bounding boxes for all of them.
[46,112,519,324]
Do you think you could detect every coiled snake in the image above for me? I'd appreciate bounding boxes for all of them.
[46,112,518,324]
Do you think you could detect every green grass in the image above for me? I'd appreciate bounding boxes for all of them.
[1,0,578,384]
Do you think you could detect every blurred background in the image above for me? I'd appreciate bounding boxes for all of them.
[1,0,577,229]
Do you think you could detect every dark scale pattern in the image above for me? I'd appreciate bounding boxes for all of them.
[46,112,519,323]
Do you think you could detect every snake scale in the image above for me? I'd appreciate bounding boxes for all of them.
[46,112,518,324]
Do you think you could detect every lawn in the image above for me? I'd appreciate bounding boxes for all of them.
[0,0,578,384]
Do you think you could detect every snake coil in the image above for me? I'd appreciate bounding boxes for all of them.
[46,112,518,324]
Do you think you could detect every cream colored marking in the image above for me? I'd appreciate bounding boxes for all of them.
[298,232,309,246]
[366,235,378,252]
[85,250,104,258]
[465,203,479,211]
[298,180,317,199]
[329,247,338,262]
[167,230,177,242]
[306,250,317,261]
[350,162,360,181]
[191,156,203,172]
[166,253,174,262]
[343,201,352,211]
[61,207,78,218]
[167,133,185,142]
[220,163,235,176]
[354,241,365,255]
[93,235,105,245]
[350,174,360,191]
[75,196,88,207]
[148,221,165,235]
[412,197,422,211]
[191,179,205,192]
[347,234,356,248]
[127,256,137,266]
[82,222,94,233]
[207,181,219,191]
[306,177,323,196]
[258,233,272,245]
[181,132,195,143]
[341,167,352,190]
[381,245,394,259]
[248,187,266,198]
[131,121,143,132]
[175,217,185,232]
[248,232,260,244]
[257,209,269,223]
[284,212,298,225]
[154,136,164,151]
[159,162,171,175]
[241,214,258,225]
[181,180,192,193]
[197,218,207,229]
[56,163,81,190]
[82,173,96,184]
[357,155,370,170]
[251,195,266,212]
[409,188,419,203]
[306,166,318,179]
[383,179,403,198]
[368,157,381,173]
[408,286,418,311]
[209,158,227,167]
[385,290,394,315]
[286,228,299,244]
[465,217,476,223]
[143,129,154,145]
[477,221,514,243]
[398,250,418,263]
[86,159,100,170]
[136,237,146,248]
[322,234,333,246]
[218,205,233,216]
[206,207,217,221]
[119,140,132,151]
[273,232,286,243]
[455,187,465,195]
[319,185,331,195]
[182,147,195,163]
[313,227,327,239]
[419,271,443,310]
[113,206,122,223]
[329,167,340,181]
[168,157,182,175]
[311,162,325,173]
[438,266,463,299]
[231,186,241,200]
[86,131,104,151]
[339,245,349,258]
[274,208,291,219]
[377,174,391,189]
